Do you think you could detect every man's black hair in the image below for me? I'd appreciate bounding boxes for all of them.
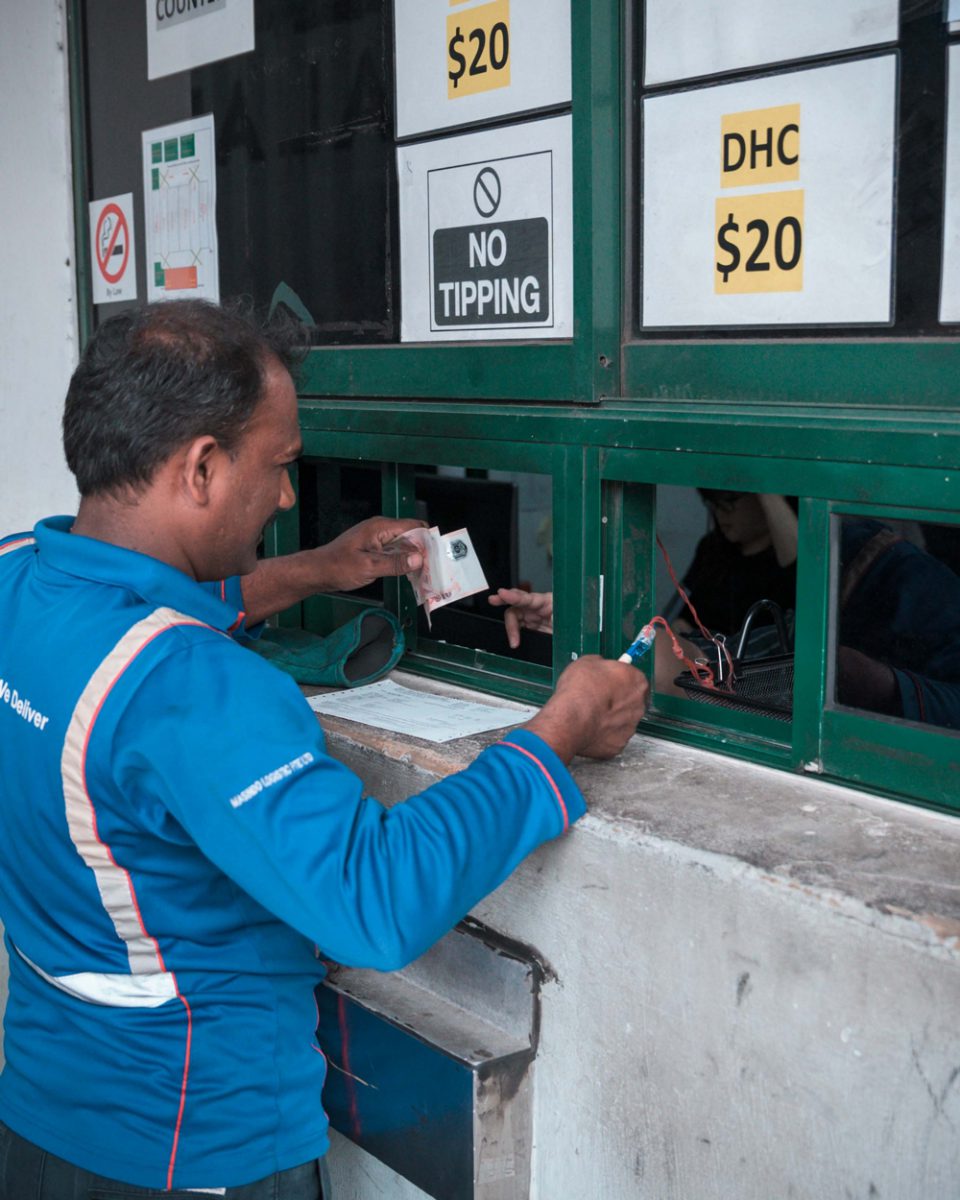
[63,299,305,497]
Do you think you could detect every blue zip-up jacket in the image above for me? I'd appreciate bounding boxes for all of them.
[0,517,585,1190]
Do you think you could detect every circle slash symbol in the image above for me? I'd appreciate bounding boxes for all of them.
[473,167,502,218]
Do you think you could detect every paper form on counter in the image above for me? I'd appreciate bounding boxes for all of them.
[306,679,537,743]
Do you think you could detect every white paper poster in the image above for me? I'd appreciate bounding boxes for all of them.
[147,0,255,81]
[643,0,898,86]
[641,56,896,329]
[399,115,572,342]
[941,46,960,322]
[394,0,570,139]
[89,193,138,305]
[142,115,219,304]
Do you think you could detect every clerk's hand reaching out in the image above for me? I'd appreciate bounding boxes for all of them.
[488,588,554,648]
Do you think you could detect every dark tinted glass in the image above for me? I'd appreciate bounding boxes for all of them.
[833,515,960,731]
[83,0,397,342]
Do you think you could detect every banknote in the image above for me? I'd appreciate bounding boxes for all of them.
[401,526,489,625]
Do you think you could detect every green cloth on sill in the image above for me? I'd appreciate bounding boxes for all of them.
[251,609,405,688]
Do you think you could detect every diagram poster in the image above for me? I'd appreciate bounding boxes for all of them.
[147,0,255,81]
[142,115,219,304]
[89,193,137,305]
[398,115,572,342]
[643,0,897,86]
[940,45,960,322]
[394,0,570,138]
[641,56,896,329]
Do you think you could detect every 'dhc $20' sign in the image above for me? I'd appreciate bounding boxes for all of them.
[714,103,805,295]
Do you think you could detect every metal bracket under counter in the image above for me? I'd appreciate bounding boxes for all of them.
[315,919,546,1200]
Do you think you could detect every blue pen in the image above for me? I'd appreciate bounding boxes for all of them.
[619,623,656,666]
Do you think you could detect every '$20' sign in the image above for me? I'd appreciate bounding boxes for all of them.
[447,0,511,99]
[715,191,804,293]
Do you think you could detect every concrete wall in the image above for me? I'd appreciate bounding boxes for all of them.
[0,0,78,1068]
[320,675,960,1200]
[0,1,79,535]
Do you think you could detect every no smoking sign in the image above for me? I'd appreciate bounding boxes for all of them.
[89,193,138,304]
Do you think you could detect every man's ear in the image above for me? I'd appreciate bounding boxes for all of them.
[181,435,221,506]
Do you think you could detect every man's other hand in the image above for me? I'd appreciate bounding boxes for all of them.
[523,655,649,763]
[315,517,426,592]
[488,588,554,648]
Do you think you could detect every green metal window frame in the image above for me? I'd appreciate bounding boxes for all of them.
[820,501,960,812]
[272,399,960,815]
[69,0,960,814]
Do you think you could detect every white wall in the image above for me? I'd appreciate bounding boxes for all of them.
[0,0,79,1066]
[0,1,79,534]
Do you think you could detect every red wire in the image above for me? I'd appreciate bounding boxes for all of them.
[656,535,714,642]
[646,614,718,688]
[652,536,736,691]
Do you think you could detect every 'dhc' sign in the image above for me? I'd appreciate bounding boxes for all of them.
[432,219,549,327]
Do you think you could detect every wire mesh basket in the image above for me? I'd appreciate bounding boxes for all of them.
[673,599,794,722]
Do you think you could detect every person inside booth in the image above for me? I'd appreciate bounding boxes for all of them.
[489,490,799,696]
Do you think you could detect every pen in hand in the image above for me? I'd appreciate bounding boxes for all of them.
[619,623,656,667]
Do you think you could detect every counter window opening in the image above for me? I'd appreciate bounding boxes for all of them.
[605,478,802,752]
[651,485,798,730]
[296,458,554,674]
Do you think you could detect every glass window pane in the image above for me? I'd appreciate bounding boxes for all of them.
[833,515,960,732]
[297,460,552,663]
[415,468,553,666]
[652,486,798,724]
[299,459,386,602]
[83,1,396,342]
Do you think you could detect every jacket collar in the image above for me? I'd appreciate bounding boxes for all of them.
[33,516,245,634]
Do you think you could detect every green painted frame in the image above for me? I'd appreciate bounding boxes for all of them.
[282,398,960,814]
[819,500,960,814]
[289,426,591,706]
[622,342,960,409]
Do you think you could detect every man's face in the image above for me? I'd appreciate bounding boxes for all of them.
[212,355,301,578]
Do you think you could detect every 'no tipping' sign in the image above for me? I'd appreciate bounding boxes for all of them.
[398,115,573,342]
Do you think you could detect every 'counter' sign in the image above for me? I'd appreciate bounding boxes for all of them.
[398,115,572,341]
[154,0,225,31]
[146,0,254,81]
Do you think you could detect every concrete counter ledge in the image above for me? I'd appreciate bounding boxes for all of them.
[307,672,960,1200]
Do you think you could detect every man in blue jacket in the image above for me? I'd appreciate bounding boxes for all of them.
[0,300,647,1199]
